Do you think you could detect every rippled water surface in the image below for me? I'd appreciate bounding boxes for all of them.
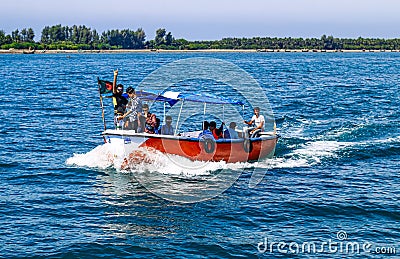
[0,52,399,258]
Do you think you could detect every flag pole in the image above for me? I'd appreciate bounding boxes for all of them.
[98,78,107,143]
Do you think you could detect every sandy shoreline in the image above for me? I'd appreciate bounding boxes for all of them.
[1,48,399,54]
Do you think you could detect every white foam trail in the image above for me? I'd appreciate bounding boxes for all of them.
[68,134,391,174]
[66,143,116,169]
[366,135,400,145]
[265,119,400,169]
[65,140,332,174]
[122,148,252,176]
[255,140,354,169]
[259,157,311,168]
[293,141,353,161]
[66,142,250,176]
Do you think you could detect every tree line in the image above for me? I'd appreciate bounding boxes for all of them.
[1,24,400,50]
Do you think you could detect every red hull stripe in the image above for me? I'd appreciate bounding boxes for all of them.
[140,137,277,162]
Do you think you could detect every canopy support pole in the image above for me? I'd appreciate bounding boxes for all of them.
[203,102,207,127]
[222,105,225,122]
[222,105,226,132]
[163,102,166,125]
[175,100,184,135]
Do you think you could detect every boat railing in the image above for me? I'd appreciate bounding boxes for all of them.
[103,129,278,142]
[179,130,202,138]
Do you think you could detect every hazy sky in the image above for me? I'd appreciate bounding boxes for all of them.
[1,0,400,40]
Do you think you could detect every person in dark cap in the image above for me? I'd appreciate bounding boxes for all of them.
[198,121,213,138]
[112,84,128,129]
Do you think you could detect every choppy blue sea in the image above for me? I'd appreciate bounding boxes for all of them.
[0,52,399,258]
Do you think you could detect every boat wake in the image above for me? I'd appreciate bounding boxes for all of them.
[65,140,341,177]
[66,144,116,169]
[66,142,247,176]
[269,119,400,169]
[66,121,400,175]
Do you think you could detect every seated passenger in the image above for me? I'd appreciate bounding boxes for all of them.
[209,121,225,140]
[224,122,239,139]
[161,116,174,135]
[155,118,161,134]
[141,104,157,134]
[198,121,213,138]
[244,106,265,137]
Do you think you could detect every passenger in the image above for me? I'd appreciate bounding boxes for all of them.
[112,83,128,130]
[160,115,174,135]
[244,107,265,137]
[120,87,142,131]
[198,121,213,138]
[141,104,157,134]
[155,118,161,134]
[209,121,225,140]
[224,122,239,139]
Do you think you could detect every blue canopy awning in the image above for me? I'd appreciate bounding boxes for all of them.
[135,90,244,107]
[135,90,179,106]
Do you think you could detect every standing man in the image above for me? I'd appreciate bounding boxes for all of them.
[120,87,142,131]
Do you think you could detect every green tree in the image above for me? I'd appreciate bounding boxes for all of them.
[135,28,146,48]
[155,28,166,46]
[165,32,173,45]
[92,29,100,47]
[21,28,28,42]
[27,28,35,42]
[52,24,64,42]
[11,29,20,42]
[71,25,79,43]
[80,26,90,44]
[0,30,6,45]
[41,26,50,44]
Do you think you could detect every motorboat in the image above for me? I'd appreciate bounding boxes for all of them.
[98,81,278,165]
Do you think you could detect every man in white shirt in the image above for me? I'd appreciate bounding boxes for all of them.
[244,107,265,136]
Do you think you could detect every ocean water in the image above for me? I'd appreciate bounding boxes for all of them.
[0,52,399,258]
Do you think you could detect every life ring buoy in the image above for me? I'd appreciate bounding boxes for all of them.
[243,138,252,153]
[203,138,216,154]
